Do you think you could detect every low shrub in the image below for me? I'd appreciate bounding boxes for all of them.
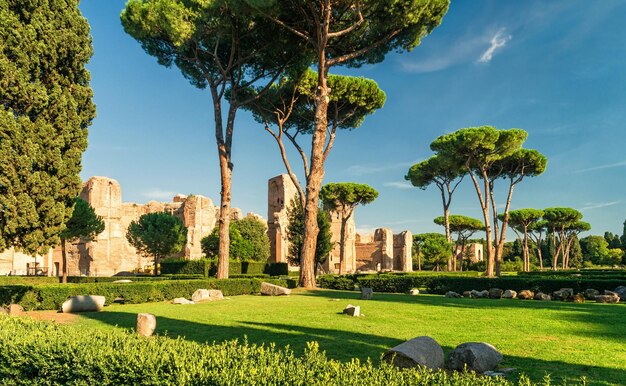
[0,278,292,310]
[161,259,289,277]
[0,317,541,386]
[317,273,625,295]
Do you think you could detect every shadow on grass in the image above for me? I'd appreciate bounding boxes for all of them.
[79,309,624,385]
[302,290,626,343]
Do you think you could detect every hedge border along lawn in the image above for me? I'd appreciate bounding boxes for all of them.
[318,273,625,295]
[0,278,295,311]
[0,317,544,386]
[160,258,289,277]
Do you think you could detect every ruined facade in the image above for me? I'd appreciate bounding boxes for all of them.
[267,175,413,274]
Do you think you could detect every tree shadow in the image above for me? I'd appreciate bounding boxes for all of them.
[78,310,624,385]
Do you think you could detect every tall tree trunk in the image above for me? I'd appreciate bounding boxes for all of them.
[154,254,159,276]
[537,244,543,270]
[61,239,68,284]
[523,228,530,272]
[467,167,494,276]
[339,215,347,275]
[217,151,232,279]
[299,64,329,288]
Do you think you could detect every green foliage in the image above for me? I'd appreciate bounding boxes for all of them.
[0,317,534,386]
[606,249,624,266]
[604,231,622,249]
[60,198,105,242]
[506,209,545,232]
[320,183,378,211]
[434,215,483,233]
[201,217,270,262]
[0,278,292,311]
[0,0,95,254]
[413,233,452,270]
[160,259,289,277]
[405,155,465,190]
[249,0,450,69]
[285,198,333,268]
[543,208,583,229]
[126,212,187,273]
[580,235,610,265]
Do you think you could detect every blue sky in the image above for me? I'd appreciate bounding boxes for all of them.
[79,0,626,238]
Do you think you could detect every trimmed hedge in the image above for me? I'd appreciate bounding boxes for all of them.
[161,259,289,277]
[318,273,626,295]
[0,278,294,311]
[0,317,540,386]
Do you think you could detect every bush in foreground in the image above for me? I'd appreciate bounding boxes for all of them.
[0,316,541,386]
[0,278,294,311]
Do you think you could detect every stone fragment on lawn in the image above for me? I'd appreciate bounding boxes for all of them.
[7,304,24,316]
[502,290,517,299]
[518,290,534,300]
[614,286,626,301]
[462,291,472,298]
[0,307,7,315]
[343,304,360,317]
[409,288,420,296]
[383,336,444,370]
[172,297,195,305]
[192,289,224,302]
[572,293,585,303]
[483,371,506,377]
[552,288,574,301]
[445,291,461,298]
[488,288,503,299]
[260,282,291,296]
[471,290,489,298]
[112,279,132,283]
[584,289,600,300]
[137,313,156,337]
[447,342,503,373]
[595,294,620,304]
[534,292,551,301]
[360,287,373,300]
[61,295,106,313]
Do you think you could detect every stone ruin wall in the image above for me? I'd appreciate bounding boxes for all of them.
[56,176,245,277]
[266,175,413,274]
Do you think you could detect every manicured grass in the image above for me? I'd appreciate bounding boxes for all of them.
[71,290,626,386]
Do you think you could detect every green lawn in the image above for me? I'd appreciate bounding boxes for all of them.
[72,290,626,386]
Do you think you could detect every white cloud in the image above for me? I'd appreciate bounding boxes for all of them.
[143,189,177,201]
[347,160,419,176]
[575,160,626,173]
[399,35,485,73]
[478,29,512,63]
[383,181,414,190]
[580,201,620,211]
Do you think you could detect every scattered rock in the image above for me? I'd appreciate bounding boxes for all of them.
[172,297,194,305]
[137,313,156,337]
[534,292,551,301]
[61,295,106,313]
[329,298,340,301]
[614,286,626,301]
[360,287,374,300]
[113,297,126,304]
[462,291,472,298]
[445,291,461,298]
[409,288,420,296]
[518,290,534,300]
[584,289,600,300]
[502,290,517,299]
[192,289,224,302]
[552,288,574,301]
[595,294,620,304]
[7,304,24,316]
[260,282,291,296]
[0,307,7,315]
[483,371,506,377]
[471,290,489,298]
[572,293,585,303]
[383,336,444,370]
[604,290,619,297]
[488,288,503,299]
[343,304,360,317]
[447,342,503,373]
[499,367,518,374]
[112,279,132,283]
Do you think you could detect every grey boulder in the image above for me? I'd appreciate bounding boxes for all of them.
[518,290,534,300]
[343,304,360,317]
[447,342,503,373]
[260,282,291,296]
[192,289,224,302]
[488,288,503,299]
[614,286,626,301]
[445,291,461,298]
[534,292,551,301]
[383,336,444,370]
[137,313,156,337]
[172,297,195,305]
[61,295,106,313]
[502,290,517,299]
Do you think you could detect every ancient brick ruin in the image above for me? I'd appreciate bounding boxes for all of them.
[266,174,414,274]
